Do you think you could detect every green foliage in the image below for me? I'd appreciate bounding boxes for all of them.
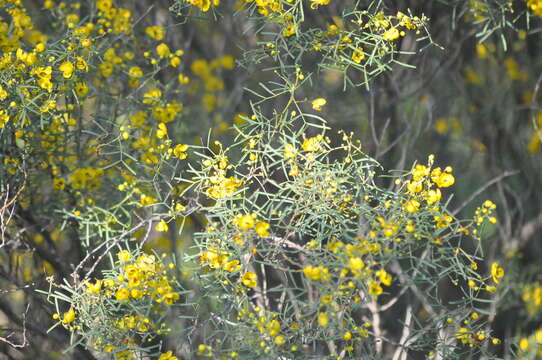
[2,0,542,359]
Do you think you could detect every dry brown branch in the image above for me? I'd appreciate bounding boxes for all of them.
[0,303,29,349]
[0,182,25,248]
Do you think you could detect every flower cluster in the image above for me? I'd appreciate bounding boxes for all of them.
[528,0,542,17]
[200,145,243,200]
[523,282,542,317]
[50,249,182,357]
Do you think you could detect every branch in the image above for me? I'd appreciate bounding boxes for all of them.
[452,170,519,216]
[0,303,29,349]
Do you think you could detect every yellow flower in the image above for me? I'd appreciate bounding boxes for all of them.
[173,144,188,159]
[75,82,89,97]
[162,292,180,305]
[223,259,242,272]
[117,250,131,262]
[349,257,365,271]
[411,164,429,181]
[75,57,88,71]
[283,144,297,158]
[235,214,255,229]
[405,220,415,233]
[0,85,8,101]
[241,272,257,288]
[115,287,130,301]
[368,281,383,296]
[317,312,329,327]
[302,136,321,152]
[143,89,162,104]
[146,26,165,41]
[40,99,56,113]
[431,167,455,188]
[62,308,76,324]
[434,213,452,229]
[156,43,171,58]
[283,23,297,37]
[188,0,211,11]
[255,221,270,237]
[156,123,168,138]
[519,337,529,351]
[404,199,420,213]
[529,0,542,17]
[130,289,144,299]
[156,220,169,232]
[0,110,10,129]
[375,269,392,286]
[303,265,330,281]
[456,327,472,344]
[383,27,400,41]
[85,279,102,294]
[158,350,179,360]
[220,55,234,69]
[352,48,365,63]
[266,319,281,336]
[491,262,504,284]
[170,56,181,67]
[53,178,65,191]
[311,98,327,111]
[128,66,143,78]
[59,61,74,78]
[425,188,441,204]
[310,0,331,9]
[274,335,285,346]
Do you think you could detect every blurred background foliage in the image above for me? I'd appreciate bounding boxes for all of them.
[1,0,542,358]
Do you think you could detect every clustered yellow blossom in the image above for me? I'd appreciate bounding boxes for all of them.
[58,251,181,355]
[0,0,198,231]
[309,0,331,9]
[455,327,494,346]
[528,0,542,17]
[364,11,425,43]
[449,311,501,347]
[189,55,234,112]
[303,265,331,281]
[241,271,258,288]
[241,0,284,18]
[235,307,292,349]
[522,282,542,316]
[393,155,458,233]
[279,133,330,180]
[474,200,497,226]
[518,327,542,357]
[69,168,104,190]
[234,213,271,237]
[199,247,242,272]
[94,252,181,305]
[405,155,454,198]
[186,0,218,12]
[202,149,243,199]
[302,135,323,152]
[491,262,505,284]
[303,237,392,299]
[311,98,327,111]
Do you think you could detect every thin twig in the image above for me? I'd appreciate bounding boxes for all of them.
[0,303,29,348]
[452,170,519,216]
